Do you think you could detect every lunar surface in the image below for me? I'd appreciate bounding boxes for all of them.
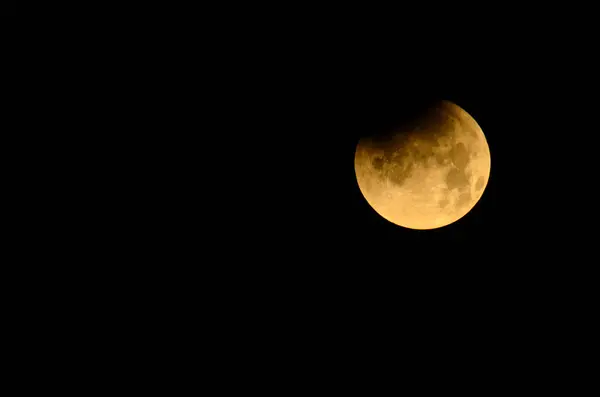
[354,100,491,229]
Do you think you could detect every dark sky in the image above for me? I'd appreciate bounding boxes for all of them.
[203,17,598,287]
[3,1,15,16]
[129,8,598,300]
[206,53,595,330]
[131,8,597,367]
[252,68,515,235]
[42,6,597,361]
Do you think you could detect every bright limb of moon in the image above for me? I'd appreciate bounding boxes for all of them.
[354,100,491,230]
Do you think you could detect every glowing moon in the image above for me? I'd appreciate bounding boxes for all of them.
[354,100,491,230]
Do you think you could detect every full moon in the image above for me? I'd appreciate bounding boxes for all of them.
[354,100,491,230]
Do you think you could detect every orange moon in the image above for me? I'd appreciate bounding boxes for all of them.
[354,100,491,230]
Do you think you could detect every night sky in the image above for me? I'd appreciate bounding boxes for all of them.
[64,8,596,327]
[147,8,599,374]
[257,68,522,250]
[206,18,599,276]
[38,6,596,369]
[3,1,15,16]
[216,56,595,345]
[213,47,595,349]
[133,10,600,312]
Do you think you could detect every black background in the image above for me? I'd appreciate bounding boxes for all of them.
[3,1,15,16]
[21,5,599,378]
[218,40,587,257]
[187,39,597,364]
[160,8,600,285]
[58,7,598,306]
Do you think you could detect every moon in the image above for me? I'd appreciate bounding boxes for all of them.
[354,100,491,230]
